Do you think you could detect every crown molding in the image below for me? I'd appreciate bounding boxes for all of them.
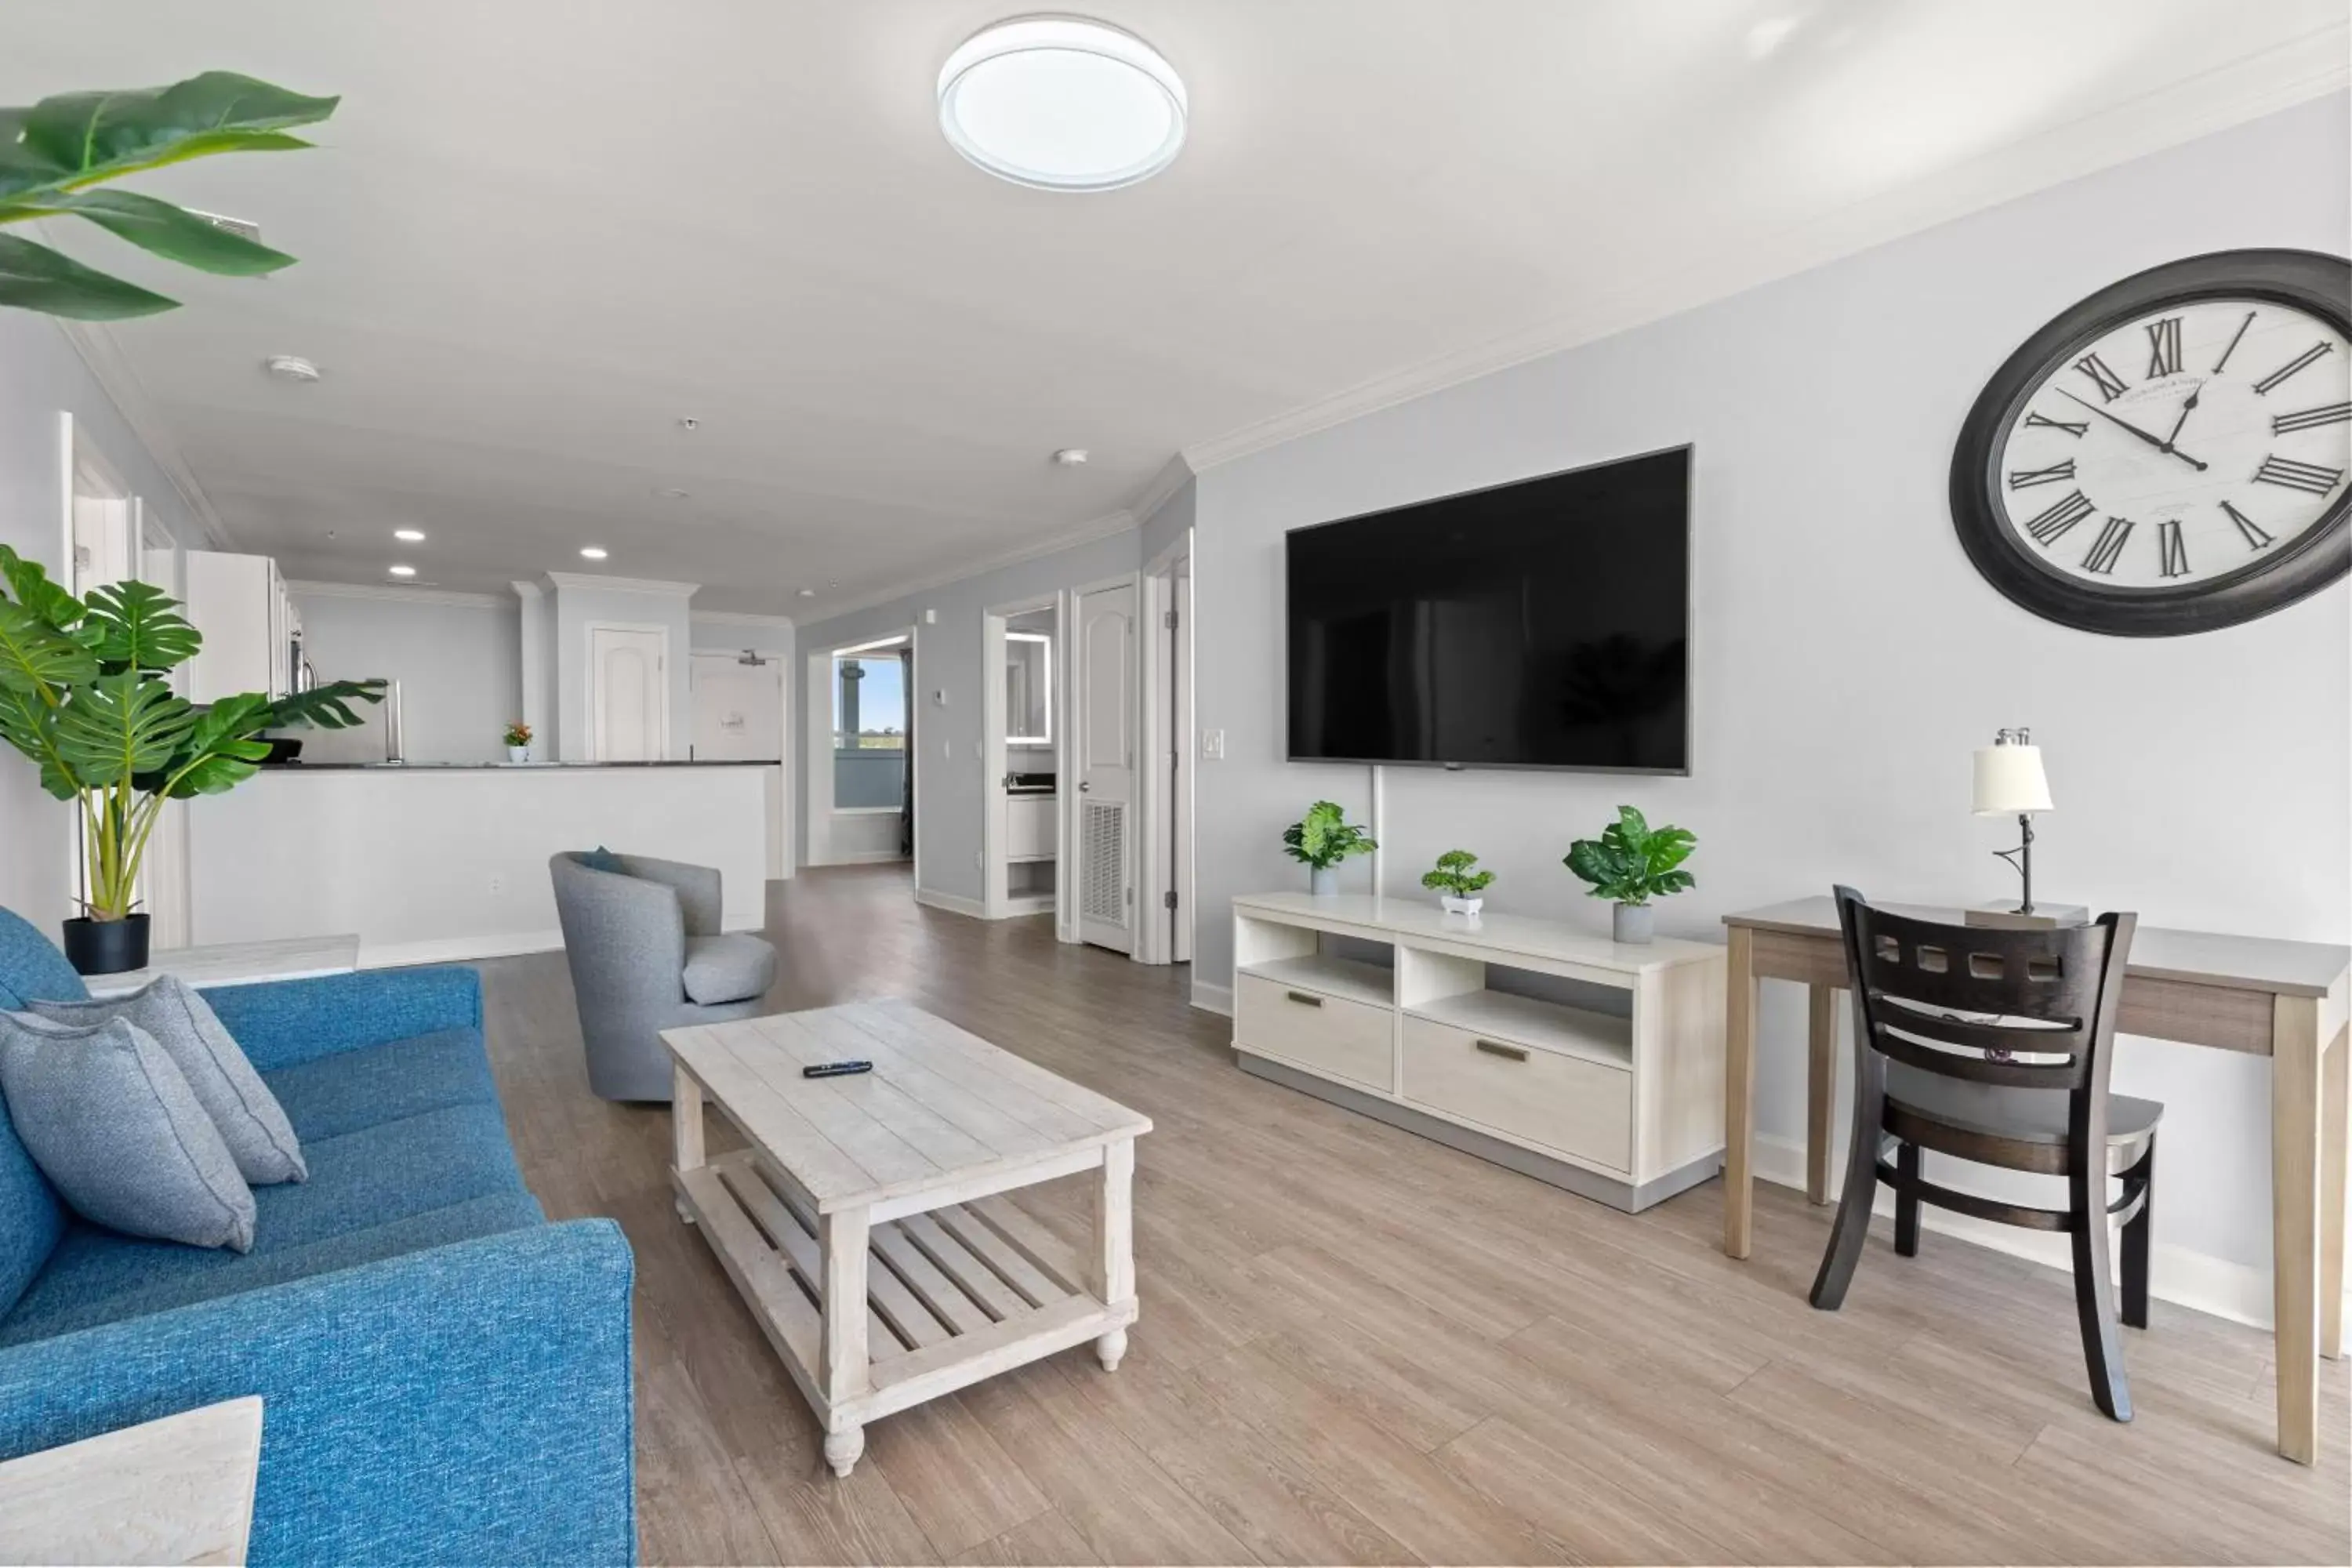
[1127,453,1195,526]
[49,314,229,550]
[510,579,546,601]
[798,508,1139,629]
[692,608,797,629]
[288,579,511,610]
[1180,40,2350,476]
[542,571,699,597]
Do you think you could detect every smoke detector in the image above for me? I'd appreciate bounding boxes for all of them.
[264,354,321,383]
[1051,448,1089,467]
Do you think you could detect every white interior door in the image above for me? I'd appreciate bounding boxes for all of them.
[1076,582,1136,953]
[691,654,782,760]
[590,626,669,761]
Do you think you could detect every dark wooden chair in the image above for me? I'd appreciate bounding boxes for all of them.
[1809,886,2159,1421]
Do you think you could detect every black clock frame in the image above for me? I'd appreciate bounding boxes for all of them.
[1950,247,2352,637]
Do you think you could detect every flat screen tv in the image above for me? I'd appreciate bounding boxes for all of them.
[1286,445,1690,774]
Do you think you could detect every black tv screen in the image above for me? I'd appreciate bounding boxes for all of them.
[1286,446,1690,774]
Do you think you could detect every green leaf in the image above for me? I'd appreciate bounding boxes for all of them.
[1613,804,1651,853]
[1645,828,1695,877]
[0,686,78,798]
[24,189,296,275]
[82,579,201,670]
[53,670,195,787]
[0,232,176,318]
[266,678,387,731]
[0,600,98,697]
[2,74,337,202]
[0,544,88,633]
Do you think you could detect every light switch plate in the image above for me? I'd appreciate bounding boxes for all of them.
[1201,728,1225,760]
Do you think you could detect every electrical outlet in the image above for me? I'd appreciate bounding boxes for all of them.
[1201,728,1225,760]
[488,874,505,895]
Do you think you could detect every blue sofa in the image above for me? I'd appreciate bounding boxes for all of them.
[0,908,636,1566]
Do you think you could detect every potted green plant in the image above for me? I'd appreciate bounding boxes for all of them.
[0,547,383,973]
[1282,800,1376,895]
[1564,804,1696,945]
[1420,849,1494,916]
[504,720,533,764]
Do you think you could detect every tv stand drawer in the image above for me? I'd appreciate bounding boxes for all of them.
[1235,975,1392,1092]
[1402,1015,1629,1173]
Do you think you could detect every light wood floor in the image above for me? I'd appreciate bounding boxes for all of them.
[483,866,2349,1566]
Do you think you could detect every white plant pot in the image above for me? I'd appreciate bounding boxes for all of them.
[1439,895,1483,917]
[1309,866,1339,896]
[506,745,530,764]
[1613,902,1654,944]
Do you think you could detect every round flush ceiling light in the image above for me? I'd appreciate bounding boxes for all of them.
[938,16,1187,191]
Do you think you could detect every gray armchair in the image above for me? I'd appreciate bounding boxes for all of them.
[549,851,777,1101]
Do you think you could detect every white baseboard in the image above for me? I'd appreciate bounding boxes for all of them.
[1751,1131,2310,1334]
[817,849,912,866]
[998,894,1057,918]
[914,887,988,920]
[1191,979,1233,1017]
[359,930,565,969]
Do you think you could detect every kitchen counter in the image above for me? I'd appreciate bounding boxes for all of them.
[263,760,782,771]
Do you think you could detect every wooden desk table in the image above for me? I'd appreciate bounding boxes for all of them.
[1721,896,2350,1465]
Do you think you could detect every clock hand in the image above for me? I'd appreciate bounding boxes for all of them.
[2162,380,2203,448]
[2058,388,2209,471]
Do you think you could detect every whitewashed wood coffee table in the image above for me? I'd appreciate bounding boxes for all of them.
[662,999,1151,1478]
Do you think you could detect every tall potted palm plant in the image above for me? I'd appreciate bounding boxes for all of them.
[0,546,383,972]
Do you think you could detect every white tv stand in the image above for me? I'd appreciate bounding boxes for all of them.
[1230,892,1726,1212]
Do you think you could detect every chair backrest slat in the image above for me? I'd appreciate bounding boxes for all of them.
[1831,886,2134,1094]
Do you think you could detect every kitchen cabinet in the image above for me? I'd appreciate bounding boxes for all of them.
[1005,793,1056,862]
[183,551,298,704]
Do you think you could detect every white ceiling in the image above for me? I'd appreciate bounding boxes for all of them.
[9,1,2347,614]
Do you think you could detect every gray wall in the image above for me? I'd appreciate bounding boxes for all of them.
[291,588,523,764]
[0,313,207,928]
[554,580,694,760]
[1189,93,2350,1278]
[796,528,1142,900]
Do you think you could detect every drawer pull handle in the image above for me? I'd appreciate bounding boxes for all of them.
[1474,1038,1528,1062]
[1284,990,1324,1007]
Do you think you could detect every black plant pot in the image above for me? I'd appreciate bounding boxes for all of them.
[62,913,151,976]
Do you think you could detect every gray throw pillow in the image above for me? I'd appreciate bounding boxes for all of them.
[0,1013,256,1252]
[28,975,305,1185]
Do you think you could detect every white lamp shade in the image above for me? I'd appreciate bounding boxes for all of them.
[1973,742,2053,815]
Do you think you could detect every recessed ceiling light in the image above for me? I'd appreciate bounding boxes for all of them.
[938,16,1187,191]
[393,528,426,543]
[264,354,321,382]
[388,564,416,577]
[1052,447,1089,466]
[580,546,610,561]
[655,487,690,499]
[797,587,817,598]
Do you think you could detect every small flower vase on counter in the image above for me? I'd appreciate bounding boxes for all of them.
[1310,866,1339,896]
[507,745,530,764]
[1612,902,1655,944]
[1439,895,1483,917]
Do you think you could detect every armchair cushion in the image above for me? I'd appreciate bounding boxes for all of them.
[250,1102,524,1253]
[681,933,775,1005]
[0,1014,256,1253]
[27,975,307,1186]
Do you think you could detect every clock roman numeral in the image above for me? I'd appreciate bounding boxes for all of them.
[2023,411,2087,437]
[2023,489,2096,546]
[2082,517,2134,575]
[2221,500,2275,550]
[2212,310,2255,373]
[2272,401,2352,434]
[2252,455,2344,495]
[2074,352,2128,402]
[2144,317,2182,378]
[2252,341,2333,394]
[2007,459,2076,489]
[2157,519,2189,579]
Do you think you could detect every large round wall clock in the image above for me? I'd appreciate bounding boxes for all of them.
[1951,249,2350,635]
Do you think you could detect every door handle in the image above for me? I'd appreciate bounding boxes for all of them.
[1284,990,1323,1007]
[1473,1039,1527,1062]
[1078,781,1091,792]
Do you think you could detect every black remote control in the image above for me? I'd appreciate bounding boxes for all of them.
[800,1060,873,1079]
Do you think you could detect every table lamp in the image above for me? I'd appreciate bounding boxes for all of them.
[1967,727,2085,929]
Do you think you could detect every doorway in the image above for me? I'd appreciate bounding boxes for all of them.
[982,598,1060,920]
[587,623,670,761]
[808,631,915,867]
[1137,535,1194,965]
[1072,577,1138,953]
[690,651,783,762]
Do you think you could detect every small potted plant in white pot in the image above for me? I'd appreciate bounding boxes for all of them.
[504,720,532,764]
[1421,849,1494,916]
[1564,805,1695,944]
[1282,800,1376,895]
